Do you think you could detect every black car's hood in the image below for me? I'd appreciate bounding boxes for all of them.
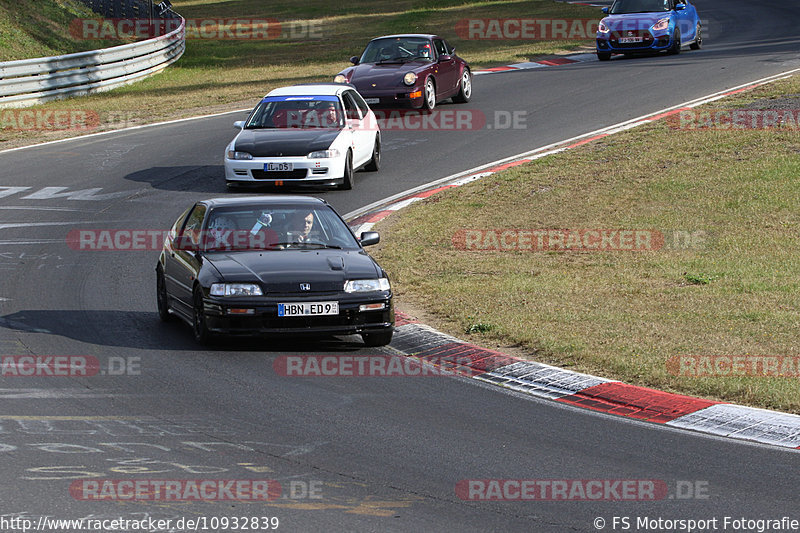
[204,249,381,293]
[234,129,339,157]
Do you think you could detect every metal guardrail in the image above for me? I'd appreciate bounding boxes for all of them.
[0,1,185,109]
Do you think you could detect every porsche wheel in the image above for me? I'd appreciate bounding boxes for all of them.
[452,70,472,103]
[423,78,436,111]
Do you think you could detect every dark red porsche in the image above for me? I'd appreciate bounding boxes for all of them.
[334,34,472,111]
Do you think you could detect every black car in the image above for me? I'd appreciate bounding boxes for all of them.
[156,196,394,346]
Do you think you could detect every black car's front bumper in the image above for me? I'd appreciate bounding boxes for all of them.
[201,293,394,336]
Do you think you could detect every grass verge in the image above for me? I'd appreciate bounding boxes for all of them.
[0,0,600,150]
[370,74,800,413]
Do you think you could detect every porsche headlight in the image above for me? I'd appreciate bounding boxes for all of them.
[344,278,391,293]
[403,72,417,86]
[227,150,253,160]
[598,20,610,34]
[652,18,670,32]
[334,74,347,83]
[210,283,263,297]
[308,149,340,159]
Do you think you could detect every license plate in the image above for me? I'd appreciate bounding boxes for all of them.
[618,37,643,43]
[278,302,339,317]
[265,162,292,171]
[364,98,380,104]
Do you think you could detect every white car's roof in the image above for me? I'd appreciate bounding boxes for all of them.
[265,84,347,98]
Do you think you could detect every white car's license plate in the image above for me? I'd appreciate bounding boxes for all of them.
[265,162,292,171]
[278,302,339,317]
[364,98,380,104]
[618,37,643,43]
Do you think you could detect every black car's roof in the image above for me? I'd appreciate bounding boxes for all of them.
[370,34,439,41]
[201,196,327,208]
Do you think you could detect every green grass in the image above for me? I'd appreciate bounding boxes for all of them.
[0,0,123,60]
[0,0,601,149]
[371,74,800,414]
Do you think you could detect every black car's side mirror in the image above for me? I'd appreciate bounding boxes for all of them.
[359,231,380,246]
[350,56,359,65]
[602,6,609,13]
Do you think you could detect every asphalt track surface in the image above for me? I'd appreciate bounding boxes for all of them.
[0,1,799,530]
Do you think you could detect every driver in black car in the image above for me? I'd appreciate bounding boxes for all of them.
[288,211,315,243]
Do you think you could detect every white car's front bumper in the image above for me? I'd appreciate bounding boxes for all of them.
[224,155,345,185]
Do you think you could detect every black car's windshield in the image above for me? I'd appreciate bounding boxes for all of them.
[609,0,671,14]
[244,96,343,129]
[202,204,360,252]
[360,37,434,64]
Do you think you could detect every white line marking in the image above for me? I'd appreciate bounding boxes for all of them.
[0,206,86,212]
[345,67,800,221]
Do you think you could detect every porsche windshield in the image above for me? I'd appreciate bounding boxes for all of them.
[360,37,434,64]
[244,96,343,129]
[609,0,671,14]
[202,204,361,252]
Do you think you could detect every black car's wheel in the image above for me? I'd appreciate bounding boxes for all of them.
[338,151,354,190]
[192,288,213,344]
[364,135,380,172]
[156,268,172,322]
[668,29,681,54]
[362,329,393,347]
[422,78,436,111]
[452,70,472,103]
[597,51,611,61]
[690,23,702,50]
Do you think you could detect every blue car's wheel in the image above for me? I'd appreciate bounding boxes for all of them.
[668,29,681,55]
[690,23,702,50]
[597,51,611,61]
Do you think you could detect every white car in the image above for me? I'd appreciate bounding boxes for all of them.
[224,84,381,190]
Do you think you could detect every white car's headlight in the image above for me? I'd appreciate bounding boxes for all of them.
[333,74,347,83]
[403,72,417,86]
[652,18,670,32]
[210,283,263,297]
[308,149,340,159]
[227,150,253,160]
[344,278,390,293]
[598,20,610,34]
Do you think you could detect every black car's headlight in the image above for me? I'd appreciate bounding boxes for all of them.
[403,72,417,86]
[344,278,390,293]
[227,150,253,160]
[210,283,263,296]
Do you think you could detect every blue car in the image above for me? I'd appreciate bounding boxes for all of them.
[596,0,701,60]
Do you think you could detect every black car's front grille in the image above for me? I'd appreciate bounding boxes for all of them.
[251,169,308,179]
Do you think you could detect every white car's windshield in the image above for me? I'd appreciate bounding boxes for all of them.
[244,96,343,129]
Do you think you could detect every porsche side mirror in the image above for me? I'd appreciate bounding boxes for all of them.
[350,56,359,65]
[233,120,245,129]
[439,54,452,62]
[359,231,380,246]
